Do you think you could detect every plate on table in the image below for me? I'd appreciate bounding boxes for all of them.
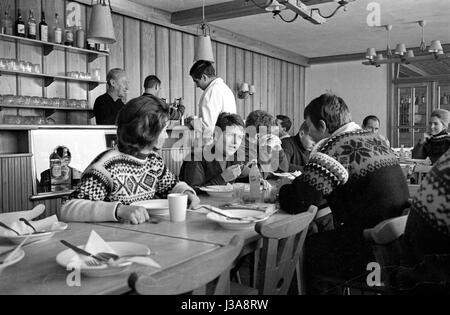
[56,242,151,277]
[0,249,25,277]
[3,222,68,245]
[206,209,270,230]
[131,199,169,217]
[199,185,234,199]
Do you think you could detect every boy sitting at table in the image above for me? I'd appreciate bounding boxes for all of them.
[60,94,200,225]
[179,112,248,189]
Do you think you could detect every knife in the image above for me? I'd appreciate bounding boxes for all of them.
[60,240,104,262]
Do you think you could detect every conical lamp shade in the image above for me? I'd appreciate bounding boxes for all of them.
[88,3,116,44]
[194,34,215,63]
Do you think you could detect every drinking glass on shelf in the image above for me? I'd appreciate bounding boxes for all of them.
[68,99,77,107]
[15,95,25,106]
[33,64,41,74]
[25,62,33,73]
[18,60,26,72]
[0,58,7,70]
[4,94,14,104]
[31,96,41,106]
[6,59,15,70]
[80,100,88,108]
[59,98,67,108]
[23,96,32,106]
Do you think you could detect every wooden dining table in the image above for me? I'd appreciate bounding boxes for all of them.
[0,223,219,295]
[0,195,288,295]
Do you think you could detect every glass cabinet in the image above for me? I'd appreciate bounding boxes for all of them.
[437,82,450,112]
[395,84,429,147]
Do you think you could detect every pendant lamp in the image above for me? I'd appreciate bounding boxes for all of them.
[193,0,215,63]
[87,0,116,44]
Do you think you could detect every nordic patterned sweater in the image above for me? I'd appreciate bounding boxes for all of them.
[60,148,195,222]
[412,130,450,164]
[403,148,450,264]
[279,122,410,235]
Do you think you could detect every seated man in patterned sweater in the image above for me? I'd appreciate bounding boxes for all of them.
[60,95,200,225]
[392,148,450,293]
[279,94,410,282]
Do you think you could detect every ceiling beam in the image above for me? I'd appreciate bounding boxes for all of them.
[171,0,335,26]
[401,64,430,77]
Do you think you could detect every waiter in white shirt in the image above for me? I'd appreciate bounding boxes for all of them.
[189,60,237,135]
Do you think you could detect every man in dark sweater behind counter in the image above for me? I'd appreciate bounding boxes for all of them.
[279,94,410,287]
[281,121,315,172]
[93,68,128,125]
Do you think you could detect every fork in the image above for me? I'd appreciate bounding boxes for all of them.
[0,221,21,236]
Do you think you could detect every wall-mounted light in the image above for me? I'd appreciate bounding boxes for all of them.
[238,83,256,99]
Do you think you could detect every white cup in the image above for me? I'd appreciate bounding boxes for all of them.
[168,193,188,222]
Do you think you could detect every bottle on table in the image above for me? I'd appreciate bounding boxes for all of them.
[15,9,26,37]
[249,160,261,202]
[60,147,71,190]
[50,148,62,192]
[53,13,62,44]
[39,11,48,42]
[27,9,36,39]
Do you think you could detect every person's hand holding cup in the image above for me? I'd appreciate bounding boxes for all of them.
[168,193,188,222]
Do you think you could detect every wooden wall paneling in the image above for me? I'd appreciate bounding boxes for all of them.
[252,53,261,112]
[293,65,301,133]
[181,33,196,117]
[273,59,281,116]
[300,66,306,125]
[140,22,156,95]
[235,48,244,119]
[282,61,289,115]
[155,26,170,101]
[1,157,9,212]
[215,42,227,83]
[124,17,141,99]
[259,55,268,113]
[169,29,183,103]
[108,13,124,70]
[244,51,252,117]
[225,45,236,112]
[287,63,294,135]
[267,58,276,116]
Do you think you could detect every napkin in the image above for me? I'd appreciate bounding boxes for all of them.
[0,215,59,237]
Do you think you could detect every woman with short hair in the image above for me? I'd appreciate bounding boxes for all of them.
[61,94,199,225]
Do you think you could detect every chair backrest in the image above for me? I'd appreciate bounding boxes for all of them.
[412,164,432,184]
[254,205,317,295]
[128,235,244,295]
[363,215,408,270]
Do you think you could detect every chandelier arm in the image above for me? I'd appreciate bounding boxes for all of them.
[278,12,299,23]
[310,4,345,19]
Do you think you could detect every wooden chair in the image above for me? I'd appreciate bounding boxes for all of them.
[363,215,408,291]
[232,206,317,295]
[128,235,244,295]
[411,164,432,184]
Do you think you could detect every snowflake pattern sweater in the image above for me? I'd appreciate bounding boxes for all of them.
[279,122,410,235]
[60,148,195,222]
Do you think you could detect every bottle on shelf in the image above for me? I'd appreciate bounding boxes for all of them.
[75,26,85,48]
[64,24,74,46]
[87,40,96,51]
[15,9,26,37]
[27,9,36,39]
[1,11,13,35]
[249,160,261,202]
[39,11,48,42]
[53,13,62,44]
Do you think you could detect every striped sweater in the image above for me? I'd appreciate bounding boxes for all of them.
[60,148,194,222]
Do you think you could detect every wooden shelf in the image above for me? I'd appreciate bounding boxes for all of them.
[0,103,92,117]
[0,33,109,62]
[0,69,106,90]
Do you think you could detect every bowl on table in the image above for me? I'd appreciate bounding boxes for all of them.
[206,209,271,230]
[131,199,170,218]
[199,185,234,199]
